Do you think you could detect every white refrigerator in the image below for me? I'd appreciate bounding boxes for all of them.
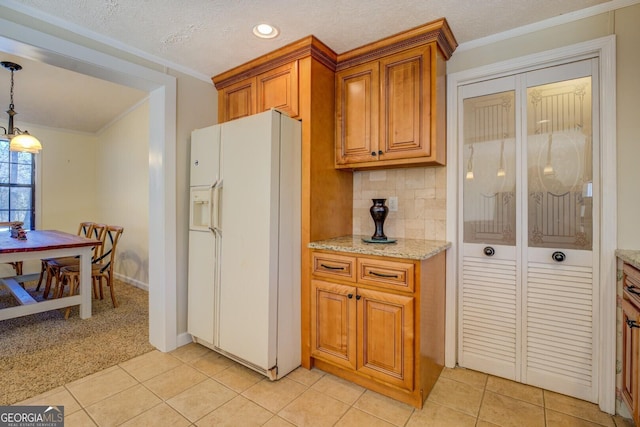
[187,109,301,380]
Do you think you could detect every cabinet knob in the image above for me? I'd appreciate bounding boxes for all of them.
[371,151,377,156]
[552,251,566,262]
[378,150,383,155]
[347,294,353,299]
[483,246,495,257]
[356,295,361,300]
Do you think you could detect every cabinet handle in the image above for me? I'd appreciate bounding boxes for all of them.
[356,295,361,300]
[627,319,640,329]
[626,285,640,296]
[371,151,377,156]
[320,263,345,271]
[370,271,399,279]
[347,294,353,299]
[483,246,495,257]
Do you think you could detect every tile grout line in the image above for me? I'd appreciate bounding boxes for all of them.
[474,375,489,427]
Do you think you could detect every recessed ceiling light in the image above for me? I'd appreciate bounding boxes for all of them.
[253,23,279,39]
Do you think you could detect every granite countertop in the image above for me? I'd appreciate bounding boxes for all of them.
[616,249,640,270]
[308,235,451,260]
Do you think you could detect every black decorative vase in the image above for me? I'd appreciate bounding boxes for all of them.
[369,199,389,241]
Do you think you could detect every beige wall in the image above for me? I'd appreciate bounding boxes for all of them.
[33,125,100,232]
[96,101,149,286]
[613,4,640,249]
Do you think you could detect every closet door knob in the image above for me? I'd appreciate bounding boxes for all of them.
[552,251,566,262]
[483,246,495,257]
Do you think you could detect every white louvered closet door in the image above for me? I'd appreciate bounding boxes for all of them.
[458,59,600,403]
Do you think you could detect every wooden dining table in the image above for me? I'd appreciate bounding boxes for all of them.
[0,230,101,321]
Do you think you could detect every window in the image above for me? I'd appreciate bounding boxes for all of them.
[0,140,35,229]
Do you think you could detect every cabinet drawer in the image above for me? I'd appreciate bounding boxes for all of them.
[357,257,414,292]
[312,252,357,282]
[624,263,640,307]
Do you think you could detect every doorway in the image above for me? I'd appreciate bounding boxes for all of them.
[445,36,617,412]
[0,18,178,351]
[458,59,599,402]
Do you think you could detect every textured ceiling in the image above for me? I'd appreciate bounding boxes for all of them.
[0,0,617,134]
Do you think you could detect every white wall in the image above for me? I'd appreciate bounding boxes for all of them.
[96,100,149,287]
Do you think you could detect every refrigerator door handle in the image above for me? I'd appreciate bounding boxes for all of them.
[210,180,222,234]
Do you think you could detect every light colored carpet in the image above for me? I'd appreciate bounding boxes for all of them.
[0,279,154,405]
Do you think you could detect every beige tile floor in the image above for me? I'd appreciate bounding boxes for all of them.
[16,343,635,427]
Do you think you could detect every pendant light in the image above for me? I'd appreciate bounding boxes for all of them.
[543,133,554,176]
[465,145,474,180]
[0,61,42,154]
[497,138,506,177]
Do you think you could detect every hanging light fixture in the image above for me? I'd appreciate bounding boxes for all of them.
[496,138,506,177]
[465,145,474,180]
[0,61,42,154]
[543,133,554,176]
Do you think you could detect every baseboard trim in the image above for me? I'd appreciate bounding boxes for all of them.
[114,273,148,291]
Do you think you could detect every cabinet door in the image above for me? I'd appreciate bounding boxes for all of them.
[311,279,357,370]
[335,62,380,166]
[257,61,299,118]
[379,45,431,160]
[220,78,256,122]
[622,297,640,420]
[357,288,414,390]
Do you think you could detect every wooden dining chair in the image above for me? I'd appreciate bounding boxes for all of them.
[36,221,94,294]
[59,225,124,318]
[42,223,106,299]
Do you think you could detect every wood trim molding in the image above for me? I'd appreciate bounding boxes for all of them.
[213,36,337,89]
[336,18,457,71]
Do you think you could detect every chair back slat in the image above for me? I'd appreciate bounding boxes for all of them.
[77,221,95,237]
[97,225,124,273]
[89,224,107,262]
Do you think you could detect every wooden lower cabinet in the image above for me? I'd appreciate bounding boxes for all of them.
[357,288,414,390]
[622,262,640,424]
[311,280,357,370]
[310,249,445,408]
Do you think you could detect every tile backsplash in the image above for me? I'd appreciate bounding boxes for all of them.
[353,166,447,240]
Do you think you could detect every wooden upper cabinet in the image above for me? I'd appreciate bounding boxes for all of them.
[380,46,431,161]
[220,78,256,122]
[335,18,456,170]
[257,61,299,118]
[335,62,379,165]
[217,61,298,123]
